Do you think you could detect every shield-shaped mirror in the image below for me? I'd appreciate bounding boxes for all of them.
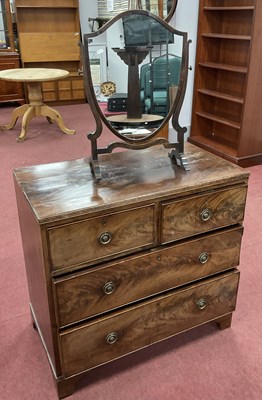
[82,9,191,180]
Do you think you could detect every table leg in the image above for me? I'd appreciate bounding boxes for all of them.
[17,106,36,142]
[1,104,29,130]
[40,105,75,135]
[47,116,54,124]
[2,81,75,141]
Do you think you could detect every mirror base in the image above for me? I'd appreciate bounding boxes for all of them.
[169,148,190,171]
[90,142,190,182]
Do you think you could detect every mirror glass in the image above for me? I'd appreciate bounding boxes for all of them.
[85,13,183,141]
[139,0,177,20]
[90,1,177,28]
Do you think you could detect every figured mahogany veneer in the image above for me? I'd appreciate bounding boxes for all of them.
[48,204,155,272]
[54,227,243,327]
[161,186,247,243]
[13,143,249,398]
[60,271,240,377]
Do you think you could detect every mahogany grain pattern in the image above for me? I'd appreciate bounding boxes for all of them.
[60,270,240,377]
[161,185,247,243]
[54,227,243,327]
[13,143,249,224]
[48,204,155,271]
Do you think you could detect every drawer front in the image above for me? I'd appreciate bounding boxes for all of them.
[48,205,155,272]
[161,186,247,244]
[60,270,239,377]
[54,227,243,327]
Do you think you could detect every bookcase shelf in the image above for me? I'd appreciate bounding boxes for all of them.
[15,0,78,7]
[197,89,244,104]
[201,33,251,40]
[196,111,241,129]
[189,0,262,167]
[199,62,248,73]
[204,6,255,11]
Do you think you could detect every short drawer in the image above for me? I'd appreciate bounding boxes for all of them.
[48,205,155,272]
[161,185,247,244]
[60,270,239,377]
[54,227,243,327]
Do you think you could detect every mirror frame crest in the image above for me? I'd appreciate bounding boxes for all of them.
[82,9,191,180]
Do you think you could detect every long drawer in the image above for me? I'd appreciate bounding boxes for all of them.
[54,227,243,327]
[60,270,240,377]
[161,185,247,243]
[48,204,155,272]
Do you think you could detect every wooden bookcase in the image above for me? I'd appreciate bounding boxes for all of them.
[15,0,85,105]
[0,0,24,104]
[189,0,262,167]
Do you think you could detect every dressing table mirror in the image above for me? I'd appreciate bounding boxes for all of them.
[82,9,191,180]
[135,0,178,22]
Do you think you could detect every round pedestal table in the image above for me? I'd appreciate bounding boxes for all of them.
[0,68,76,141]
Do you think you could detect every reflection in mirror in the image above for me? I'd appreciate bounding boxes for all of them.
[89,1,178,29]
[139,0,178,21]
[82,10,190,180]
[87,14,182,134]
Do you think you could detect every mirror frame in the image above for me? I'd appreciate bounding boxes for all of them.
[166,0,178,22]
[139,0,178,23]
[82,9,191,180]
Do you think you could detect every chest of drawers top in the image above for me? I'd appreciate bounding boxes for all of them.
[13,143,249,225]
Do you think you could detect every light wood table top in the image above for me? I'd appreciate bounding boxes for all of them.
[0,68,75,141]
[0,68,69,82]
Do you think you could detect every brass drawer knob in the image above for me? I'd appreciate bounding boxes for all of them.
[106,332,118,344]
[103,281,116,295]
[198,252,209,264]
[200,208,212,222]
[197,298,206,310]
[99,232,112,245]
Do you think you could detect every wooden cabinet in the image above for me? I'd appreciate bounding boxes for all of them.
[0,51,24,103]
[13,143,249,399]
[15,0,85,105]
[0,0,24,103]
[189,0,262,167]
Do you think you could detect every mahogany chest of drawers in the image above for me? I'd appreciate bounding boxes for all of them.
[13,143,249,398]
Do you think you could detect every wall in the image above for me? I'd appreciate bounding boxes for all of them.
[171,0,199,136]
[79,0,98,34]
